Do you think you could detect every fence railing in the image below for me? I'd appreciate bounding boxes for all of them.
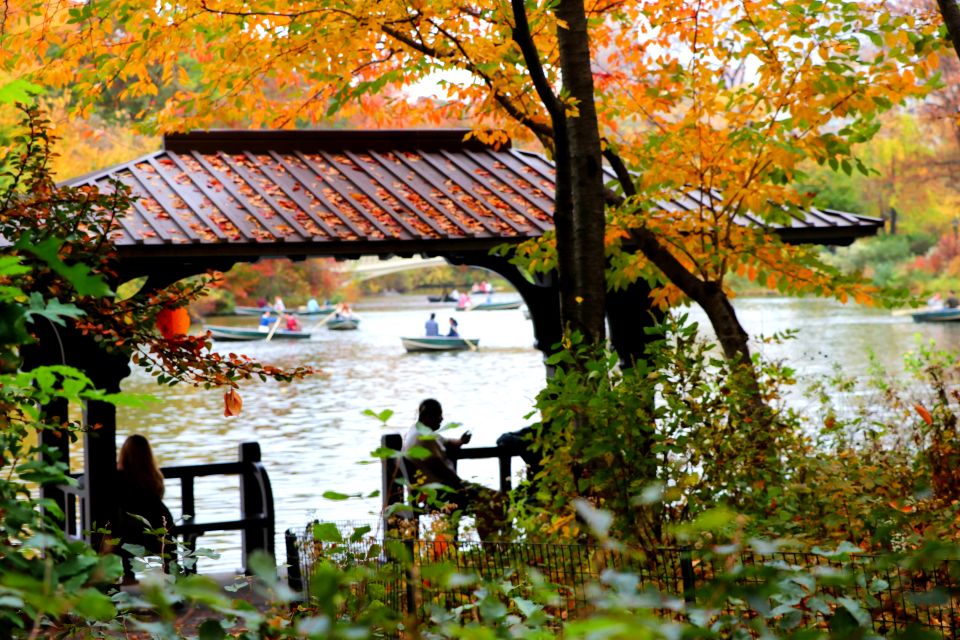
[379,433,517,535]
[285,527,960,637]
[56,441,275,574]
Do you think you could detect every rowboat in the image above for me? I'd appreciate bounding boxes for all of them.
[327,317,360,331]
[234,305,336,317]
[206,325,312,341]
[455,300,523,311]
[401,336,479,352]
[911,308,960,323]
[427,293,458,303]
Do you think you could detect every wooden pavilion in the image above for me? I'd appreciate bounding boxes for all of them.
[27,129,883,563]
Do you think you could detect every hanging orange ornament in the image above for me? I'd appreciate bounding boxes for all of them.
[156,307,190,339]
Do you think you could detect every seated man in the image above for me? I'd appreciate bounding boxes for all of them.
[402,398,505,539]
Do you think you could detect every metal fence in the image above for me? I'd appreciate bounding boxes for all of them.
[285,525,960,637]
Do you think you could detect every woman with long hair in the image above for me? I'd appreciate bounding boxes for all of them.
[116,434,174,583]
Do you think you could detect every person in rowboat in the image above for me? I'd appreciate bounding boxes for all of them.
[947,291,960,309]
[447,317,459,337]
[284,314,302,331]
[425,312,439,336]
[258,310,273,332]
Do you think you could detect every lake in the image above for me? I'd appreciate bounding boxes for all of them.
[86,294,960,571]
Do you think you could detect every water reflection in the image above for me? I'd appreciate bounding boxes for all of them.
[111,295,959,570]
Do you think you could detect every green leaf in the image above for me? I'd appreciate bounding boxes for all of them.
[349,525,372,542]
[837,596,871,627]
[73,589,116,621]
[26,293,85,326]
[312,522,343,543]
[322,491,350,501]
[0,79,43,105]
[573,498,612,539]
[198,620,226,640]
[19,237,113,297]
[514,597,542,618]
[405,445,432,460]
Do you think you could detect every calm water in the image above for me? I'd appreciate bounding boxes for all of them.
[94,295,960,571]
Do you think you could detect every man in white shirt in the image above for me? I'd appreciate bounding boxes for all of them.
[401,399,505,539]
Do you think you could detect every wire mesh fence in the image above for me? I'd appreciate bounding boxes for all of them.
[284,523,960,637]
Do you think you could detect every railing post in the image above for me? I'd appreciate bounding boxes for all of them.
[239,442,274,574]
[39,398,70,527]
[180,476,197,572]
[498,453,512,493]
[680,546,696,604]
[380,434,417,615]
[381,434,404,537]
[284,528,303,595]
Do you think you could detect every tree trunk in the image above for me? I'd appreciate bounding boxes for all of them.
[510,0,606,347]
[938,0,960,63]
[512,0,760,387]
[554,0,607,344]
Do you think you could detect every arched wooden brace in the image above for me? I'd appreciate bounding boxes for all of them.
[441,251,562,361]
[441,250,664,369]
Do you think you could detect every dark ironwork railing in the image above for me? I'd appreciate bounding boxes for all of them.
[285,529,960,637]
[56,441,274,574]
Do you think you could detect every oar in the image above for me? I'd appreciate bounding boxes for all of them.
[891,308,920,317]
[462,337,478,351]
[308,311,336,332]
[264,314,284,342]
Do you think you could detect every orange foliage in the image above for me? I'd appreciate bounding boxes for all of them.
[0,0,943,311]
[223,388,243,417]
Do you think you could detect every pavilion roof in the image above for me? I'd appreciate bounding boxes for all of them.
[65,129,882,266]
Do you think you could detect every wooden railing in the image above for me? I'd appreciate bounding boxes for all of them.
[56,441,274,574]
[379,433,517,533]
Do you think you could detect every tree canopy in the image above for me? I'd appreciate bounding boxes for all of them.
[0,0,944,363]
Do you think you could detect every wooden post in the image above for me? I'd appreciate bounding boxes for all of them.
[381,433,404,537]
[239,441,275,573]
[39,398,70,525]
[284,528,303,594]
[498,453,512,493]
[179,475,197,571]
[79,340,129,551]
[379,433,417,615]
[82,398,118,551]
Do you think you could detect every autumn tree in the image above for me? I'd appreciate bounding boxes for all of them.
[0,0,942,378]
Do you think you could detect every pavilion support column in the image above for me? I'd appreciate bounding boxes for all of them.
[80,345,131,550]
[522,279,563,367]
[40,398,70,525]
[606,280,664,368]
